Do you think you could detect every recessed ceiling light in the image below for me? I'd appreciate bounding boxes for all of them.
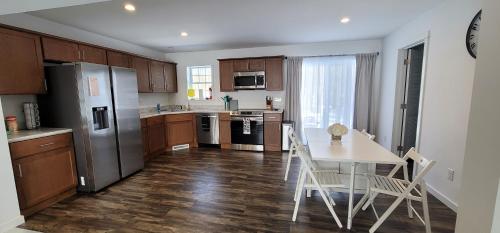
[340,17,350,24]
[124,3,136,12]
[180,32,189,37]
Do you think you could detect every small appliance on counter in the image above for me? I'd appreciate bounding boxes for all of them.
[221,95,238,111]
[266,96,273,110]
[23,102,40,130]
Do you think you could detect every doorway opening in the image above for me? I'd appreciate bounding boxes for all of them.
[391,42,426,177]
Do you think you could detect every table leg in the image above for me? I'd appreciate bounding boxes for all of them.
[347,162,357,230]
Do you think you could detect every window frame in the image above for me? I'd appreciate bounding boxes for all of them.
[186,65,213,100]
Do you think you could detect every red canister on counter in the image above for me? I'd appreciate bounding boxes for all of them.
[5,116,18,132]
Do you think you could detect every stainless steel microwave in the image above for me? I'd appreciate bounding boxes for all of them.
[233,71,265,90]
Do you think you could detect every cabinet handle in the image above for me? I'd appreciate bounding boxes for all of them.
[267,117,277,119]
[82,50,86,60]
[18,164,23,178]
[39,142,55,147]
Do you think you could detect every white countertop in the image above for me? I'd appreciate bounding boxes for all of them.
[140,109,283,119]
[7,128,73,143]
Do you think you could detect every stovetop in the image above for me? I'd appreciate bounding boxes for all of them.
[230,109,265,117]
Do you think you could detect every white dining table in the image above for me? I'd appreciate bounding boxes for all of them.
[304,128,406,230]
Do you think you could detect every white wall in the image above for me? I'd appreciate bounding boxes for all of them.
[0,13,170,108]
[455,0,500,231]
[377,0,481,210]
[166,39,382,109]
[0,95,38,130]
[0,97,24,232]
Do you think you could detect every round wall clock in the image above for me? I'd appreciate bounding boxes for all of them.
[466,10,481,59]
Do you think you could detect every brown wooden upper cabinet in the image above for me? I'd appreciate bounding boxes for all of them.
[107,51,131,68]
[249,58,266,71]
[131,56,151,93]
[219,56,283,92]
[164,62,177,93]
[233,59,249,72]
[0,28,45,94]
[78,44,107,65]
[219,60,234,92]
[41,37,80,62]
[265,57,284,91]
[149,60,166,92]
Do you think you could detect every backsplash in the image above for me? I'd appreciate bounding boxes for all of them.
[138,93,170,108]
[0,95,37,130]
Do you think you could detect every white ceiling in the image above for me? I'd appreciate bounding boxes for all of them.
[29,0,444,53]
[0,0,109,16]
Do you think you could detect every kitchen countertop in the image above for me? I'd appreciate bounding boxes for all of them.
[140,109,284,119]
[7,128,73,143]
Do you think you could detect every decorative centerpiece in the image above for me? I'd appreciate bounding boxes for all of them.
[327,123,348,143]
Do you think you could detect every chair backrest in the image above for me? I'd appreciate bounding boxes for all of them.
[360,129,376,140]
[296,144,317,171]
[389,147,436,182]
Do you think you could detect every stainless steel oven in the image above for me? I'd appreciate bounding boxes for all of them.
[233,71,265,90]
[230,110,264,151]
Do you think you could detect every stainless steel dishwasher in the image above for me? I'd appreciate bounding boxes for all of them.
[196,113,219,145]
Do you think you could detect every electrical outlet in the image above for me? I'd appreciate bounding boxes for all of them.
[447,168,455,181]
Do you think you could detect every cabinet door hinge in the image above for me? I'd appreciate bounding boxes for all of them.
[400,103,407,109]
[404,58,410,65]
[397,145,404,151]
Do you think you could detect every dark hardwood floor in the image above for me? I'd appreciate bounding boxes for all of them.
[21,148,456,232]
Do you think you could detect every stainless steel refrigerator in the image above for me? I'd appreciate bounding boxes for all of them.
[39,62,144,192]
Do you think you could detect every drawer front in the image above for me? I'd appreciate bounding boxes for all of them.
[10,133,73,160]
[147,116,163,126]
[219,113,231,121]
[264,113,282,122]
[165,113,193,123]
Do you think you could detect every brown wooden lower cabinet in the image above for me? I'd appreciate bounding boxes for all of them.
[9,133,77,216]
[140,119,150,160]
[219,113,231,149]
[264,113,283,152]
[165,114,197,149]
[147,116,166,156]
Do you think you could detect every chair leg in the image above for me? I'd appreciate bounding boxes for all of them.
[306,175,312,197]
[312,177,343,228]
[294,166,305,201]
[421,182,432,233]
[403,165,414,219]
[284,147,294,181]
[292,170,307,221]
[369,196,406,233]
[363,192,379,211]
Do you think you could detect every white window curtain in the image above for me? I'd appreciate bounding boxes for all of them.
[300,56,357,131]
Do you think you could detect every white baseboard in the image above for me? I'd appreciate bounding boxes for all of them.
[0,215,25,233]
[427,184,458,212]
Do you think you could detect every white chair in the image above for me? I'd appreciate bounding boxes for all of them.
[284,127,298,181]
[359,148,435,233]
[337,129,377,192]
[360,129,376,140]
[292,144,344,228]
